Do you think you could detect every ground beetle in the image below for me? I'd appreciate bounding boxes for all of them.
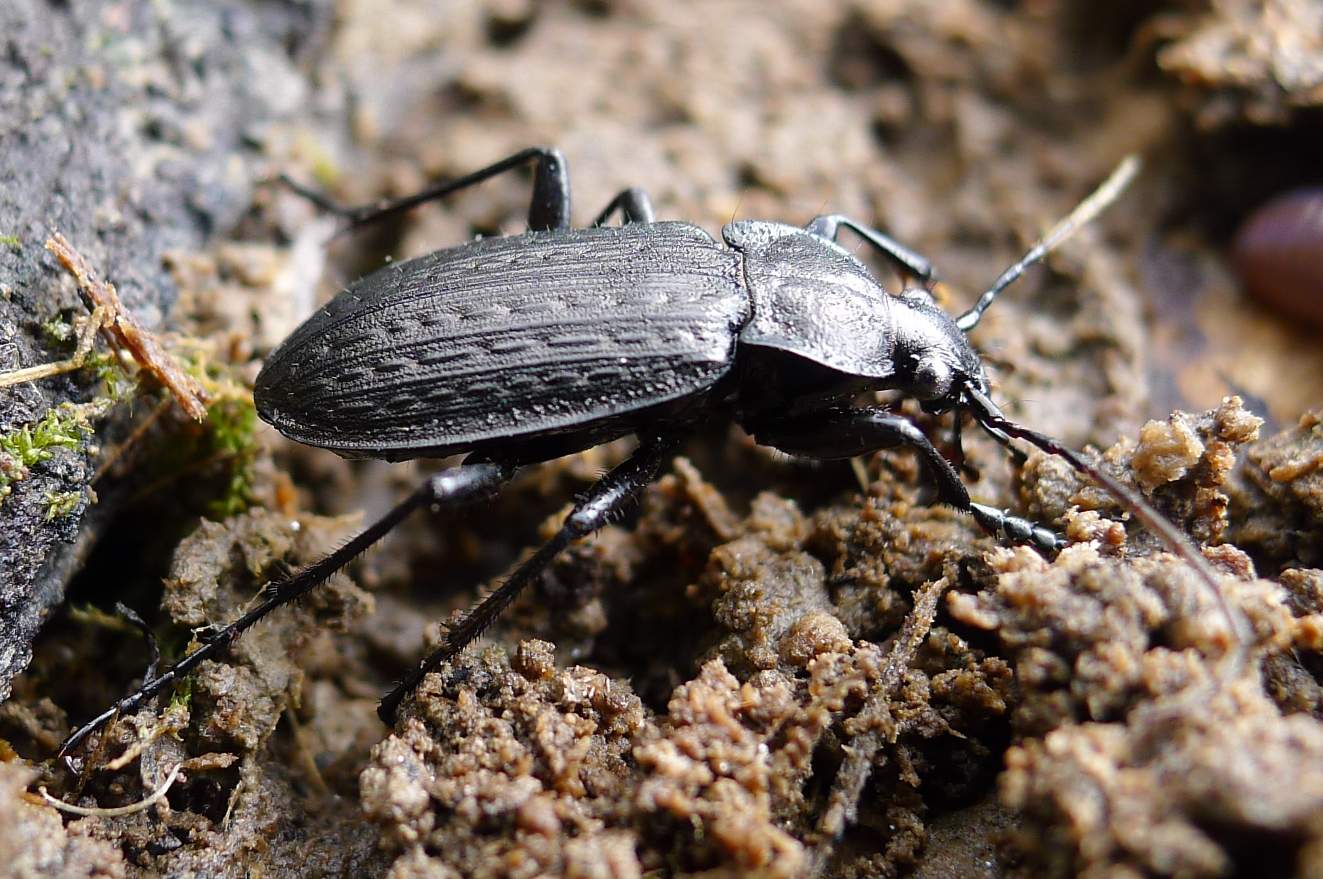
[61,147,1246,759]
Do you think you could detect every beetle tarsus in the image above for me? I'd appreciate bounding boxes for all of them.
[969,502,1063,554]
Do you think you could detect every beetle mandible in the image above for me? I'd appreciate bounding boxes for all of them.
[64,147,1221,758]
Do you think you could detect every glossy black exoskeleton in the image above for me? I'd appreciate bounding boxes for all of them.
[63,147,1175,758]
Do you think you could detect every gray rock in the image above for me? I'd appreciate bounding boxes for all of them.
[0,0,325,700]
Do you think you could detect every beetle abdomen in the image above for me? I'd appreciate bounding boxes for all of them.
[255,222,747,459]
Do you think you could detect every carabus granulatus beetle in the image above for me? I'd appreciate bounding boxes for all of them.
[60,148,1248,759]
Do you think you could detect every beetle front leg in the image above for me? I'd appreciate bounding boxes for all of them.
[58,460,516,762]
[751,407,1062,553]
[281,145,572,232]
[805,214,935,283]
[378,435,681,723]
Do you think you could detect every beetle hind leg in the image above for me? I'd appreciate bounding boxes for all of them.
[280,145,573,233]
[378,435,681,723]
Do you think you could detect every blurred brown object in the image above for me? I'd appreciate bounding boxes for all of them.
[1232,187,1323,333]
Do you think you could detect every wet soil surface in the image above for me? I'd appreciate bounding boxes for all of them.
[3,1,1322,878]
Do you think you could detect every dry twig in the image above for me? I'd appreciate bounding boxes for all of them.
[43,233,207,421]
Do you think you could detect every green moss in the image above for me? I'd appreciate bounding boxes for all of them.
[167,675,193,712]
[86,350,137,402]
[0,235,20,249]
[203,396,259,519]
[0,403,100,501]
[40,315,76,346]
[42,488,83,520]
[201,370,258,512]
[170,351,261,520]
[0,325,132,507]
[0,333,261,520]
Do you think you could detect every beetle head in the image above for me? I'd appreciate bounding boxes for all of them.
[891,287,988,412]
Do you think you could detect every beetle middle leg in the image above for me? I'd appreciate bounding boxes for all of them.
[806,214,935,283]
[751,407,1062,553]
[58,460,515,760]
[378,434,681,723]
[281,145,573,232]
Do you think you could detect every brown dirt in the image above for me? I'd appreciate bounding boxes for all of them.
[4,1,1323,878]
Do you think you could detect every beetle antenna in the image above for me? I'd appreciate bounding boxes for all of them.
[963,386,1251,678]
[956,155,1141,332]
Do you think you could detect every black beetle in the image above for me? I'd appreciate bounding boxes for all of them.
[63,147,1243,758]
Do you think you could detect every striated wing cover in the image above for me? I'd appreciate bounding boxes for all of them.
[255,222,748,458]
